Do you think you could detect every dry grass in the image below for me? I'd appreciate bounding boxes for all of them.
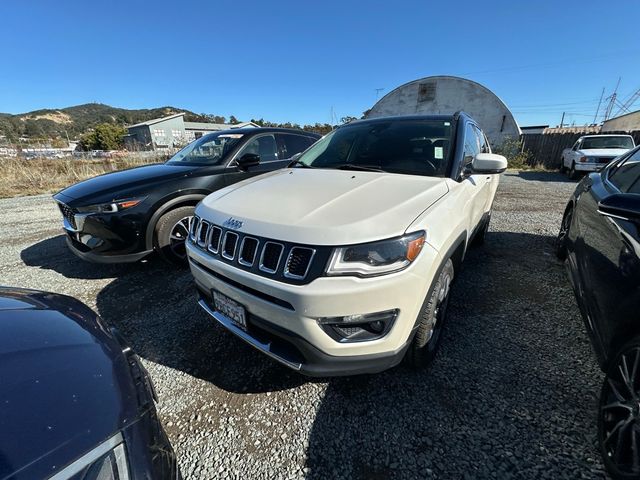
[0,155,162,198]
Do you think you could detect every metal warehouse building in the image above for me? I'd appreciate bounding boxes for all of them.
[124,113,258,150]
[366,75,520,146]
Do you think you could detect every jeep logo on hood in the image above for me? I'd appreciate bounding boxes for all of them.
[223,217,243,230]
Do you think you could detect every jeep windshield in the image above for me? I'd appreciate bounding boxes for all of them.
[295,119,454,177]
[581,136,634,150]
[166,132,244,165]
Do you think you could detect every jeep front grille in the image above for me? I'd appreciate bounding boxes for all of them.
[284,247,316,279]
[260,242,284,273]
[208,226,223,254]
[197,221,210,247]
[222,231,239,260]
[189,221,323,284]
[239,237,259,266]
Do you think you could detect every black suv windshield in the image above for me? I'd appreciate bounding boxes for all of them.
[581,136,634,150]
[166,132,244,165]
[296,119,454,177]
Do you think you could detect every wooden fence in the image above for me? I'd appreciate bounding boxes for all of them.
[521,130,640,169]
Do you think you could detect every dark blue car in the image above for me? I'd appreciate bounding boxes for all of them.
[0,287,179,479]
[556,146,640,480]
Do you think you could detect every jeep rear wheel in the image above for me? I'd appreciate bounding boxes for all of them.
[155,206,195,265]
[406,258,454,368]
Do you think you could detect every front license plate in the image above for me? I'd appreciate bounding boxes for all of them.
[212,290,247,330]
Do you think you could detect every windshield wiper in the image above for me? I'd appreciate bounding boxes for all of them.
[289,159,313,168]
[333,164,385,172]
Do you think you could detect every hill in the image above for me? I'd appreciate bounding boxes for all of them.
[0,103,221,141]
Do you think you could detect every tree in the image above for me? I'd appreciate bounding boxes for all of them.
[79,123,126,151]
[340,116,357,124]
[229,115,240,124]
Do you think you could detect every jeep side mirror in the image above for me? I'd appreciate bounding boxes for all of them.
[237,153,260,170]
[598,193,640,222]
[470,153,508,174]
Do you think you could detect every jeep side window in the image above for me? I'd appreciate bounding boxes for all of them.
[463,123,480,166]
[572,140,581,151]
[236,134,278,162]
[473,125,490,153]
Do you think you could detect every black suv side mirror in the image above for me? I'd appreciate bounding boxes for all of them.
[237,153,260,170]
[598,193,640,222]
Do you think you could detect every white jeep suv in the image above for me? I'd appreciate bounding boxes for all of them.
[186,113,507,376]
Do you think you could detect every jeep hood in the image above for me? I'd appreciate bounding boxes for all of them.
[198,168,448,245]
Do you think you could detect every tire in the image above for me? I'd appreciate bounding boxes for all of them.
[598,338,640,480]
[559,158,567,173]
[406,258,454,368]
[154,206,195,265]
[471,213,490,247]
[555,206,573,261]
[568,162,579,180]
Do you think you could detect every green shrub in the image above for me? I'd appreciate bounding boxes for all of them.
[493,137,534,170]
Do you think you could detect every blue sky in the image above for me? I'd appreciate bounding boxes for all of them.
[1,1,639,127]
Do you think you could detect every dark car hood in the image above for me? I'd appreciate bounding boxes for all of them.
[0,288,139,480]
[54,163,201,203]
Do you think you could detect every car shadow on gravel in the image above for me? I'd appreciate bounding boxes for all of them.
[513,171,575,183]
[303,231,605,479]
[94,262,312,394]
[20,235,162,280]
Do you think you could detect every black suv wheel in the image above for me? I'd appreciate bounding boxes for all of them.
[598,339,640,479]
[155,206,195,265]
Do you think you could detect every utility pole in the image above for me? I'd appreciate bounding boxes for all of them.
[560,112,565,128]
[604,77,622,121]
[374,88,385,99]
[593,87,605,125]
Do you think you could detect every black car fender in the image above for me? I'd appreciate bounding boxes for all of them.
[144,193,207,251]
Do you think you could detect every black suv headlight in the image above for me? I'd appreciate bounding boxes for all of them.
[76,197,145,214]
[326,231,426,277]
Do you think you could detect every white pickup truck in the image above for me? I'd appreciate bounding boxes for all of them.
[561,134,635,179]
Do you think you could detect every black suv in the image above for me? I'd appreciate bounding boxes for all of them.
[53,127,320,263]
[556,146,640,479]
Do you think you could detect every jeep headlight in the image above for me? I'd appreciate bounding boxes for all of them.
[326,231,426,277]
[77,198,145,213]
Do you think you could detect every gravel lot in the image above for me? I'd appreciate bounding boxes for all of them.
[0,172,607,479]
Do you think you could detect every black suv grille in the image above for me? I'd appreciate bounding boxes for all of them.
[188,218,327,285]
[58,203,76,229]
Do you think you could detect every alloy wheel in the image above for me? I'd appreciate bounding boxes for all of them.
[424,271,452,344]
[600,346,640,477]
[168,216,193,260]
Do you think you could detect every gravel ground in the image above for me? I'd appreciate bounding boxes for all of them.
[0,172,608,479]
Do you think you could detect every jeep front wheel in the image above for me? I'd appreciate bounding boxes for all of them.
[406,258,454,368]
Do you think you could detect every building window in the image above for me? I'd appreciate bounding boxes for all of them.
[153,129,165,137]
[171,129,182,137]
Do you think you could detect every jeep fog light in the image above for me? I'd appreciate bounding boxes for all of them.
[317,309,398,342]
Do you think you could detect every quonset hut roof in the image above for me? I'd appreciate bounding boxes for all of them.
[366,75,520,146]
